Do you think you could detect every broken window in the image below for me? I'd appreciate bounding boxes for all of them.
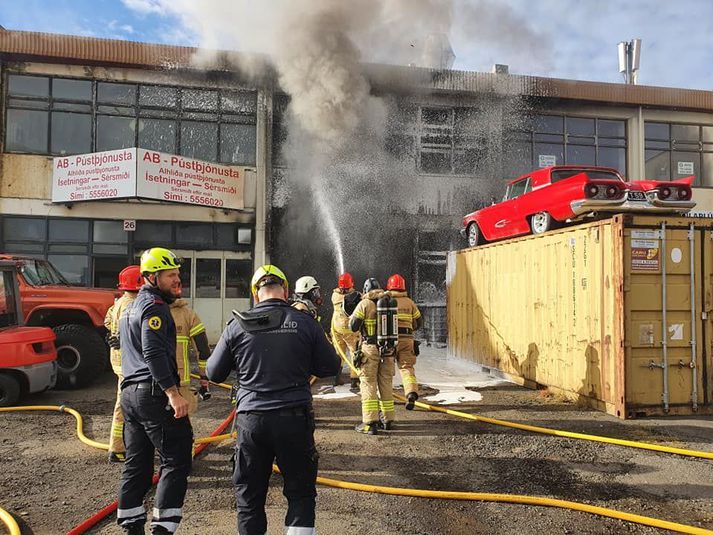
[418,106,486,175]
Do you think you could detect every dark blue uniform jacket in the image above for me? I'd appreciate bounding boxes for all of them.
[207,299,340,411]
[120,285,179,391]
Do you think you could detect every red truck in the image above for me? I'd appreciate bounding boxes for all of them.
[0,260,58,407]
[0,255,117,389]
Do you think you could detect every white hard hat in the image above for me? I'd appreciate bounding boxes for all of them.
[295,275,319,295]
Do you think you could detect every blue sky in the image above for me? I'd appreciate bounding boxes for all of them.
[1,0,711,91]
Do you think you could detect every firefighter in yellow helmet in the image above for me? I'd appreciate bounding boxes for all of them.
[331,272,361,392]
[117,247,192,534]
[170,288,211,416]
[386,274,423,410]
[348,278,395,434]
[105,265,142,463]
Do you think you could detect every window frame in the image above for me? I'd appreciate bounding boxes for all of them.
[4,73,258,166]
[644,121,713,187]
[505,114,628,177]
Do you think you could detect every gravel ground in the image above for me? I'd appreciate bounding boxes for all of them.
[2,364,713,535]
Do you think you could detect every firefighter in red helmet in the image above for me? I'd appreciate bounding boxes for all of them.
[386,274,423,410]
[104,265,143,463]
[330,272,361,392]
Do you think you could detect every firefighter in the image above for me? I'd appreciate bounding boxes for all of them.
[291,275,322,320]
[170,296,211,415]
[117,247,192,535]
[386,274,423,410]
[331,272,361,392]
[105,265,142,464]
[207,265,340,535]
[349,278,396,434]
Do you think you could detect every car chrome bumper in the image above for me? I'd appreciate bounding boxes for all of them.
[571,198,696,217]
[12,361,57,393]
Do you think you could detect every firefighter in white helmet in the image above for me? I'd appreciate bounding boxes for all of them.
[291,276,323,320]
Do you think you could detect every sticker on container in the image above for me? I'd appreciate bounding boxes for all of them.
[671,247,683,264]
[669,323,684,341]
[631,244,660,271]
[639,324,654,346]
[538,154,557,168]
[678,161,694,175]
[632,230,659,240]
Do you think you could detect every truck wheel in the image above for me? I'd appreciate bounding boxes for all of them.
[53,324,107,389]
[0,373,21,407]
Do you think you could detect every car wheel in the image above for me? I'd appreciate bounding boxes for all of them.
[0,373,21,407]
[530,212,554,235]
[467,223,483,247]
[53,324,108,390]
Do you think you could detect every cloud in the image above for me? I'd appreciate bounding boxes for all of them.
[121,0,164,15]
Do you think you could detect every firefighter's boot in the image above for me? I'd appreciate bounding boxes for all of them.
[405,392,418,411]
[355,422,378,435]
[349,377,360,393]
[123,522,145,535]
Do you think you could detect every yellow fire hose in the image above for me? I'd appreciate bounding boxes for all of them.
[330,342,713,461]
[0,507,21,535]
[2,366,712,534]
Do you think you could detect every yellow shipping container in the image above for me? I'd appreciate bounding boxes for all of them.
[447,214,713,419]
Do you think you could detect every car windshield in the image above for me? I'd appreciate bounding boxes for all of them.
[551,169,624,182]
[20,259,71,286]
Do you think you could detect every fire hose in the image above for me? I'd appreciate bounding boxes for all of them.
[2,365,712,535]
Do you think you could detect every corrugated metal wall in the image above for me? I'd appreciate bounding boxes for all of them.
[448,215,712,419]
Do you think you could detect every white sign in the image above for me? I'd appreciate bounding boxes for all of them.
[52,149,245,210]
[669,323,684,341]
[678,161,694,175]
[136,150,244,210]
[52,148,136,203]
[538,154,557,168]
[631,230,659,240]
[123,219,136,232]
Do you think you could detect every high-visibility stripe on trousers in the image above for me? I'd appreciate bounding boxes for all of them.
[395,338,418,396]
[358,345,395,424]
[109,373,125,454]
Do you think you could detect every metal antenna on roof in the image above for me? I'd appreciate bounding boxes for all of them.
[618,38,641,85]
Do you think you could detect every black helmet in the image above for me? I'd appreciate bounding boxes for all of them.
[363,278,380,294]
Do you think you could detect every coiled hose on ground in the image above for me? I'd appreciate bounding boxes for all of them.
[2,354,712,534]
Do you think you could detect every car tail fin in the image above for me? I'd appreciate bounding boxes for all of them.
[672,175,695,186]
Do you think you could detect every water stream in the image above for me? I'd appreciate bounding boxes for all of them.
[313,184,345,275]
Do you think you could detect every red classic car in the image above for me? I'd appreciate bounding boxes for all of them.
[461,166,695,247]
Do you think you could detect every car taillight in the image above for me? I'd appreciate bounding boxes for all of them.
[677,187,691,200]
[659,187,672,200]
[605,185,620,198]
[585,184,599,198]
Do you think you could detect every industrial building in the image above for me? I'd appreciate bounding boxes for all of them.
[2,29,713,341]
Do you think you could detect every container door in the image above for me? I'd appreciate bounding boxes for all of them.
[702,228,713,407]
[624,222,705,415]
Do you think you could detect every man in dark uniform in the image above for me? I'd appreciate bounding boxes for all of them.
[117,247,192,535]
[207,264,340,535]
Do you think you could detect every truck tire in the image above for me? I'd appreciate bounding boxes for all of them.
[0,373,21,407]
[53,324,108,389]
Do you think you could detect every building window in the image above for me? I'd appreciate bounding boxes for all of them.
[505,114,627,178]
[418,107,486,175]
[5,74,258,165]
[645,122,713,187]
[6,75,92,155]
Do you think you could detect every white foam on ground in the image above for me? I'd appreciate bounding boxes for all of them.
[398,346,507,405]
[313,384,359,400]
[315,346,507,405]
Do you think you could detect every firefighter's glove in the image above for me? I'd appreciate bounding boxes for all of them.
[352,348,364,369]
[107,334,121,350]
[414,340,421,357]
